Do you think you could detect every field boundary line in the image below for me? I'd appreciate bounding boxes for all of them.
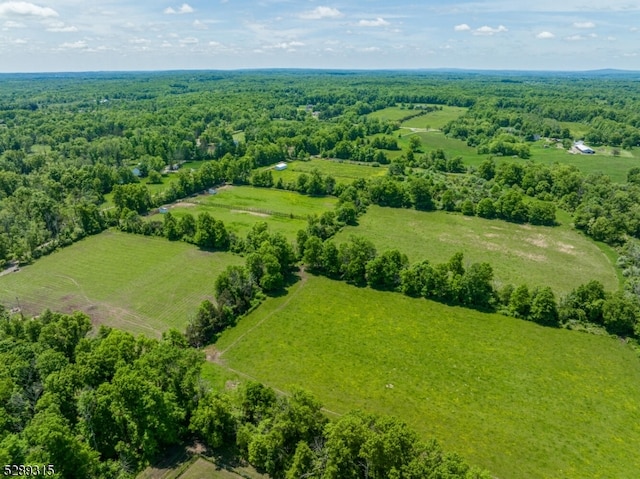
[218,269,308,357]
[216,363,342,418]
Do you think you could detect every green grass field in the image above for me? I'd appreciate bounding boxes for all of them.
[0,231,241,336]
[401,131,485,163]
[268,158,388,185]
[526,141,639,183]
[213,274,640,479]
[334,206,618,294]
[177,458,242,479]
[401,106,469,130]
[150,185,337,241]
[368,105,468,130]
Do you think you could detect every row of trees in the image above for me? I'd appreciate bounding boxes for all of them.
[298,234,640,337]
[0,307,490,479]
[192,383,490,479]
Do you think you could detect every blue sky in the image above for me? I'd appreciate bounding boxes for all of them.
[0,0,639,72]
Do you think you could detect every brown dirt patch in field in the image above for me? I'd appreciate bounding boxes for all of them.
[525,235,549,248]
[556,242,577,255]
[231,209,270,218]
[172,201,198,208]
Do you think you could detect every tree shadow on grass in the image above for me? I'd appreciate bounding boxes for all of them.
[264,269,304,298]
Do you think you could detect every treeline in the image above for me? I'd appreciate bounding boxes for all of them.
[3,70,640,268]
[298,234,640,338]
[0,307,490,479]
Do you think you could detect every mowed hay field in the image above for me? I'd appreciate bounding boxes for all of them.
[213,275,640,479]
[334,206,618,295]
[268,158,388,185]
[0,231,241,336]
[368,105,468,130]
[152,186,338,241]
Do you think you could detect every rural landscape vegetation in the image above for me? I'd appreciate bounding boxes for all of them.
[1,70,640,478]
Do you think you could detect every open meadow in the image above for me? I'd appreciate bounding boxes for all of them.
[151,185,337,241]
[368,105,468,130]
[0,231,241,336]
[267,157,388,185]
[212,274,640,479]
[527,141,639,183]
[334,206,619,294]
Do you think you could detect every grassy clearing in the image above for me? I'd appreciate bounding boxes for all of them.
[151,186,337,241]
[393,132,638,183]
[367,106,418,122]
[368,105,468,130]
[215,274,640,479]
[402,131,486,164]
[268,158,388,185]
[177,458,242,479]
[334,206,618,294]
[559,121,590,139]
[527,141,639,183]
[401,106,469,130]
[0,231,241,336]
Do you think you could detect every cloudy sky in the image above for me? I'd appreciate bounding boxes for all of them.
[0,0,638,72]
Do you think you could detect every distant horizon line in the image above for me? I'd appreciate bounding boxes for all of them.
[0,67,639,76]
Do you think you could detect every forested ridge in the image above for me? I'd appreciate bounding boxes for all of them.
[2,70,640,477]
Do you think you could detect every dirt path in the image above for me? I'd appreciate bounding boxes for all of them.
[214,268,309,358]
[203,269,342,417]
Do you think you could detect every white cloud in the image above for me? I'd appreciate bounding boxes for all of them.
[566,34,585,41]
[46,21,77,32]
[3,19,23,27]
[266,41,305,50]
[454,24,471,32]
[129,38,150,45]
[193,19,207,30]
[47,25,77,32]
[164,3,194,15]
[299,6,342,20]
[60,40,87,49]
[179,36,198,45]
[537,31,555,39]
[473,25,508,36]
[573,21,595,28]
[0,1,57,17]
[360,46,381,52]
[358,17,389,27]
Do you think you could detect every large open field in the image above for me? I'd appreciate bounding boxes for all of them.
[151,185,337,241]
[212,274,640,479]
[0,231,241,336]
[527,141,639,183]
[368,105,468,130]
[268,158,388,185]
[334,206,618,294]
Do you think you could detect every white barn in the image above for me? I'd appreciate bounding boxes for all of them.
[274,162,287,171]
[575,142,595,154]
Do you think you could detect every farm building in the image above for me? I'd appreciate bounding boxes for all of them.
[274,162,288,171]
[575,142,595,154]
[158,207,169,214]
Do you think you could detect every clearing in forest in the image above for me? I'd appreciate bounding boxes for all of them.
[268,158,388,185]
[333,206,618,295]
[368,105,468,130]
[150,185,337,241]
[213,274,640,479]
[0,231,241,336]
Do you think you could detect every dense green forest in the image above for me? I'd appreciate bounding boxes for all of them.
[2,70,640,478]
